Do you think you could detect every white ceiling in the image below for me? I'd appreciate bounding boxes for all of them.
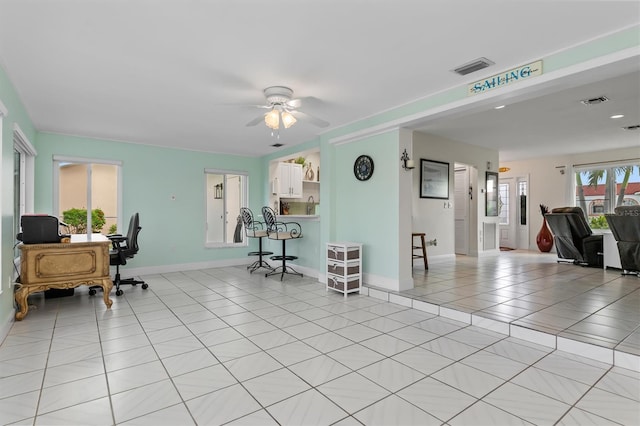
[0,1,638,160]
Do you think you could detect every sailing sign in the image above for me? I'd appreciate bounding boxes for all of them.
[468,60,542,96]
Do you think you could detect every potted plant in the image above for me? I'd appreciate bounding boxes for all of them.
[62,208,106,234]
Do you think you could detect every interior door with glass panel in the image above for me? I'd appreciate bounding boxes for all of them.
[498,178,515,249]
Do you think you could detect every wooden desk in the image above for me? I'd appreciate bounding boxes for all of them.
[15,234,113,320]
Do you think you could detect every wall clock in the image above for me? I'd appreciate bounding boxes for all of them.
[354,155,374,181]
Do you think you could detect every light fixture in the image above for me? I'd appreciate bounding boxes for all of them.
[214,183,223,199]
[264,109,280,130]
[610,114,624,119]
[494,105,506,110]
[281,111,297,128]
[401,149,415,170]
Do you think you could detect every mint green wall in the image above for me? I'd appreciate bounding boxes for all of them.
[0,65,38,327]
[34,133,264,268]
[334,131,400,279]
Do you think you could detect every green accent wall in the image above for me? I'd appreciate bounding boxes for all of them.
[333,131,400,279]
[34,132,265,268]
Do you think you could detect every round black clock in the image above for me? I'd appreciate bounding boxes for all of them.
[354,155,374,181]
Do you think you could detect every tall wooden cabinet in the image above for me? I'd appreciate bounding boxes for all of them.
[326,242,362,298]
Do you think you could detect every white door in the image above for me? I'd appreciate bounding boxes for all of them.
[498,176,530,250]
[454,166,470,255]
[226,175,241,243]
[516,177,530,250]
[498,178,516,249]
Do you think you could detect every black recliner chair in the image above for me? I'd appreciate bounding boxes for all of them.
[545,207,603,267]
[90,213,147,296]
[605,206,640,276]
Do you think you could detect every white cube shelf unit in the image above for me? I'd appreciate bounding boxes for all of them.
[326,242,362,298]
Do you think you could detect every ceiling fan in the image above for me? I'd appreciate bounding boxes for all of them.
[245,86,329,132]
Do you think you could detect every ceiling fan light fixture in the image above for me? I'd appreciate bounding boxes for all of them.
[281,111,297,129]
[264,109,280,130]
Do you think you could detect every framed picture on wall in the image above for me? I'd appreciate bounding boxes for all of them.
[420,159,449,199]
[486,171,499,216]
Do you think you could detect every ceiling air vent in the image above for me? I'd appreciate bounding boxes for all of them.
[453,57,495,76]
[622,124,640,131]
[580,96,609,106]
[271,143,284,147]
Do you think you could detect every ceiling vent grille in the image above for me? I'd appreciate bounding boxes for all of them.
[622,124,640,131]
[453,57,495,76]
[580,96,609,105]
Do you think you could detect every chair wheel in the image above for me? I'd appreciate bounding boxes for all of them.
[116,289,124,296]
[142,283,148,289]
[89,289,96,296]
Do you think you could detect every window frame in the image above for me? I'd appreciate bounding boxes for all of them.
[204,168,249,248]
[53,155,123,234]
[573,159,640,228]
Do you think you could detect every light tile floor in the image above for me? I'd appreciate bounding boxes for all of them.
[405,251,640,359]
[0,252,638,425]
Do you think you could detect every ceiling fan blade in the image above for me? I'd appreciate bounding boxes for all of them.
[241,104,272,109]
[245,114,265,127]
[291,110,330,128]
[286,98,302,109]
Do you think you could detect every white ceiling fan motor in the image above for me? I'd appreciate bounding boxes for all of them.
[264,86,294,106]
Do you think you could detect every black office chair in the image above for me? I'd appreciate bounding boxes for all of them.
[262,206,303,280]
[240,207,274,273]
[605,206,640,276]
[89,213,147,296]
[545,206,603,267]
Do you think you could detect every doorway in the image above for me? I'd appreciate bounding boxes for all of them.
[498,176,529,250]
[454,164,471,255]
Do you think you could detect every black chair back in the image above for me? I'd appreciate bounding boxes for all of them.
[125,213,141,256]
[262,206,277,232]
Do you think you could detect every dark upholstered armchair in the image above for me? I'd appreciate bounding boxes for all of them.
[545,207,603,267]
[605,206,640,276]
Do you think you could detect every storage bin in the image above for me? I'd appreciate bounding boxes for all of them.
[327,246,360,260]
[327,276,360,291]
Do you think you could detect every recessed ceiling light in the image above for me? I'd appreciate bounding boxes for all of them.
[610,114,624,119]
[494,105,506,110]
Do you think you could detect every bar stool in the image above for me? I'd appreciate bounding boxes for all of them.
[412,232,428,269]
[240,207,274,273]
[262,206,303,280]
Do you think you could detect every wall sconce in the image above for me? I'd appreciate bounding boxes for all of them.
[401,149,415,170]
[214,183,223,199]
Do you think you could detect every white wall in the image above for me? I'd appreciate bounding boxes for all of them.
[500,146,640,250]
[412,131,500,259]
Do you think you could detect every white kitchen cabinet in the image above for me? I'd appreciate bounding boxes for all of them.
[326,242,362,298]
[277,162,303,198]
